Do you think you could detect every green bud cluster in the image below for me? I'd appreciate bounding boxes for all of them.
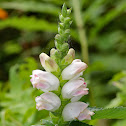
[54,3,72,62]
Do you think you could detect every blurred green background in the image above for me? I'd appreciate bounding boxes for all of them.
[0,0,126,126]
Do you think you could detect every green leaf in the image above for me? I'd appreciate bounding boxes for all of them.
[0,16,57,32]
[90,0,126,37]
[90,54,126,71]
[19,57,38,88]
[22,107,35,123]
[83,0,106,23]
[9,64,23,93]
[0,1,60,15]
[92,107,126,119]
[111,71,126,82]
[3,41,22,55]
[0,16,78,41]
[106,95,122,108]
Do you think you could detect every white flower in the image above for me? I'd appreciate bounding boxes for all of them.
[30,70,59,92]
[61,59,88,80]
[35,92,61,112]
[62,78,88,102]
[39,53,59,72]
[62,102,94,121]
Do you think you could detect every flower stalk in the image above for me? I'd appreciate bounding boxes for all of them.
[72,0,89,64]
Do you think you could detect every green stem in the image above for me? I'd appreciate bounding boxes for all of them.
[72,0,89,64]
[1,111,5,126]
[72,0,96,107]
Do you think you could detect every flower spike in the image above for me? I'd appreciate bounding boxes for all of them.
[30,3,94,125]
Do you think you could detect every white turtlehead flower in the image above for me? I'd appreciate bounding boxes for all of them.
[61,59,88,80]
[30,70,59,92]
[39,53,59,72]
[35,92,61,112]
[62,78,88,102]
[62,102,94,121]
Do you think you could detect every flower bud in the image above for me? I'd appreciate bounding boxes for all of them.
[39,53,59,72]
[62,3,67,17]
[65,29,70,34]
[64,17,71,24]
[50,48,57,57]
[35,92,61,112]
[58,27,63,34]
[68,48,75,58]
[30,70,59,92]
[55,34,61,42]
[61,59,88,80]
[59,23,64,29]
[61,43,69,53]
[61,48,75,65]
[67,8,72,15]
[62,78,88,102]
[62,102,94,121]
[59,14,64,22]
[63,29,70,41]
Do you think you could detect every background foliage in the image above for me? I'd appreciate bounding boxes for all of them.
[0,0,126,126]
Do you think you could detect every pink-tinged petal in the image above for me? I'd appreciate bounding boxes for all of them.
[72,89,88,96]
[62,78,88,101]
[62,102,94,121]
[30,78,33,83]
[78,109,95,120]
[78,113,91,120]
[61,59,88,80]
[36,83,50,90]
[62,102,88,121]
[34,74,38,77]
[35,92,61,112]
[30,69,59,92]
[36,102,54,111]
[62,78,84,98]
